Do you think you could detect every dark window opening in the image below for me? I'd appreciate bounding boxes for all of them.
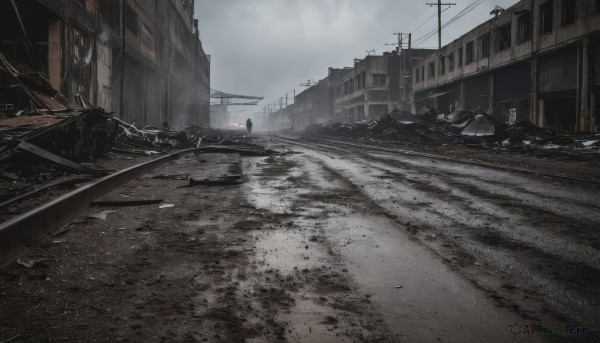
[517,12,531,43]
[544,97,576,133]
[540,1,553,35]
[125,4,138,35]
[466,41,474,64]
[428,62,435,78]
[439,56,445,75]
[561,0,576,25]
[480,33,490,58]
[421,66,425,81]
[373,74,386,87]
[415,69,420,82]
[458,47,463,66]
[344,79,354,94]
[99,0,120,30]
[596,0,600,14]
[448,52,454,72]
[496,25,511,52]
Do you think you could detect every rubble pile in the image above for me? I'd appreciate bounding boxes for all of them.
[303,109,600,152]
[0,53,118,181]
[0,52,256,185]
[111,119,193,155]
[0,108,118,180]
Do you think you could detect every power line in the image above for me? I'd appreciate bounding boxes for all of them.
[398,6,433,32]
[413,0,484,47]
[413,6,458,46]
[414,0,480,45]
[425,0,457,49]
[409,9,445,36]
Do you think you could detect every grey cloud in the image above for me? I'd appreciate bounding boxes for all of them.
[196,0,518,116]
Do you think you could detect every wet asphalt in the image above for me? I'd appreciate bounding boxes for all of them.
[249,135,600,342]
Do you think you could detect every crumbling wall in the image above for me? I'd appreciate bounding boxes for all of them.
[96,42,112,110]
[65,25,96,104]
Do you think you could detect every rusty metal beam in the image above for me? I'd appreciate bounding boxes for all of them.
[17,141,91,172]
[0,148,196,267]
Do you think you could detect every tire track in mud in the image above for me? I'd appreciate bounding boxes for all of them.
[274,137,600,339]
[242,152,399,342]
[247,142,549,342]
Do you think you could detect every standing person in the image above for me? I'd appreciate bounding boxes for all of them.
[246,118,253,135]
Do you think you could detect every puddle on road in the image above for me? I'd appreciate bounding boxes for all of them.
[321,214,537,343]
[284,298,352,343]
[254,231,328,274]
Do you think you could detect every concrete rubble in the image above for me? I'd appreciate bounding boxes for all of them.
[0,52,260,196]
[303,108,600,153]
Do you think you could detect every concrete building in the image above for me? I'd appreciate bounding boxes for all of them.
[287,48,435,130]
[334,53,401,123]
[413,0,600,133]
[0,0,210,128]
[293,77,332,129]
[291,54,400,130]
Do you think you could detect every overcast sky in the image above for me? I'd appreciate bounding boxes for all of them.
[195,0,518,115]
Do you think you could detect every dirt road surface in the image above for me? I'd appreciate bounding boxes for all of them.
[1,135,598,342]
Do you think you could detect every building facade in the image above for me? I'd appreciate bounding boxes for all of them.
[0,0,210,128]
[413,0,600,133]
[286,47,435,130]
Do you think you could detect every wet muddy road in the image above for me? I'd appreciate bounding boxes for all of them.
[261,135,600,342]
[1,135,598,342]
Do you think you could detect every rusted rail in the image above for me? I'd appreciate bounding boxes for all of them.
[275,136,600,186]
[0,148,196,267]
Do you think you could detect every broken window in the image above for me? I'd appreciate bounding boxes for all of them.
[373,74,386,87]
[517,12,531,44]
[466,41,474,64]
[561,0,576,25]
[540,0,553,35]
[458,47,464,66]
[428,62,435,78]
[496,24,511,52]
[126,4,138,35]
[439,56,445,75]
[480,33,490,58]
[448,52,454,72]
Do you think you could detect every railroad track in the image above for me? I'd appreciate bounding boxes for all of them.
[0,144,270,267]
[274,135,600,186]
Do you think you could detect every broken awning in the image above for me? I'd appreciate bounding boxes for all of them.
[426,91,450,99]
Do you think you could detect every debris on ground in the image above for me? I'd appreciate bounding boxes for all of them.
[303,108,600,154]
[0,51,272,216]
[0,53,117,181]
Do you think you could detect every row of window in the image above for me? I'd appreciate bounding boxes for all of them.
[415,0,599,83]
[336,73,387,97]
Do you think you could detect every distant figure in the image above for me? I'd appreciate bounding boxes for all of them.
[449,104,454,113]
[246,118,253,135]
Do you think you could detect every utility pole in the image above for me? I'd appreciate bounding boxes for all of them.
[426,0,456,49]
[292,89,295,129]
[120,0,126,118]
